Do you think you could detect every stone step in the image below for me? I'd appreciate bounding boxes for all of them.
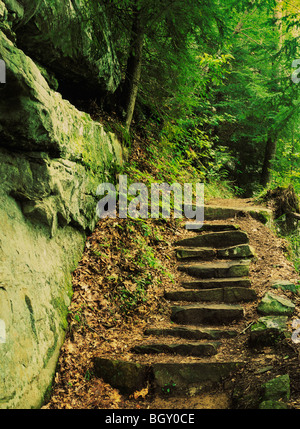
[152,361,244,394]
[217,244,255,259]
[204,206,247,220]
[178,260,250,279]
[174,230,249,248]
[93,357,244,395]
[177,247,216,260]
[181,277,251,289]
[144,326,238,340]
[197,223,241,232]
[204,205,271,225]
[177,244,254,261]
[132,341,221,357]
[171,303,244,325]
[165,287,257,303]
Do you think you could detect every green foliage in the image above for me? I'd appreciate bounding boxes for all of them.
[100,0,300,195]
[107,219,173,316]
[160,121,234,183]
[284,229,300,273]
[213,2,300,192]
[162,382,177,395]
[270,125,300,194]
[122,129,236,207]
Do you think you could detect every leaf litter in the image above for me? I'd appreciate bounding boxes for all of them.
[42,207,300,409]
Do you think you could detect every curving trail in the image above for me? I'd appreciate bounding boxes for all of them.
[93,201,300,409]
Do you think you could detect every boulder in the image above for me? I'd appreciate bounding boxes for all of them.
[0,150,101,235]
[0,195,85,409]
[249,316,288,347]
[257,292,295,316]
[272,280,300,295]
[261,374,290,402]
[0,0,23,38]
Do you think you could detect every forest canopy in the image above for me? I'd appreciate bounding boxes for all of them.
[91,0,300,196]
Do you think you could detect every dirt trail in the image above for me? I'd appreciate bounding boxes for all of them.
[43,199,300,409]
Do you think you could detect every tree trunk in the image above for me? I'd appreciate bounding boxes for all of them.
[260,1,283,188]
[123,10,144,131]
[260,136,277,187]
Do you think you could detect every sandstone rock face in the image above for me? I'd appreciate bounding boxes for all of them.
[0,189,85,409]
[13,0,121,96]
[0,29,122,161]
[0,1,123,408]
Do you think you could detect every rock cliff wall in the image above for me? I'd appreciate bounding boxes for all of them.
[0,0,122,408]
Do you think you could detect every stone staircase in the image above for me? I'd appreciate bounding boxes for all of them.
[94,222,258,397]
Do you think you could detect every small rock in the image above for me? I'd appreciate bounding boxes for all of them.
[257,292,295,316]
[249,316,288,347]
[261,374,291,402]
[272,280,300,295]
[255,366,273,374]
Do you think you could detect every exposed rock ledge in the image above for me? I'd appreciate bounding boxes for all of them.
[0,2,122,409]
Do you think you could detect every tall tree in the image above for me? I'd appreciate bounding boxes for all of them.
[103,0,224,130]
[213,0,300,192]
[122,3,144,130]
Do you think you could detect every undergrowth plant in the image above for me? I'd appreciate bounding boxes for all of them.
[122,128,236,209]
[102,218,175,317]
[286,230,300,273]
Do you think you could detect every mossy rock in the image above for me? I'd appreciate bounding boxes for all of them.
[93,358,151,395]
[272,280,300,295]
[217,244,255,259]
[261,374,291,402]
[152,361,243,395]
[204,205,272,225]
[0,30,123,174]
[257,292,295,316]
[259,400,289,409]
[178,260,250,279]
[165,287,257,304]
[249,316,288,347]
